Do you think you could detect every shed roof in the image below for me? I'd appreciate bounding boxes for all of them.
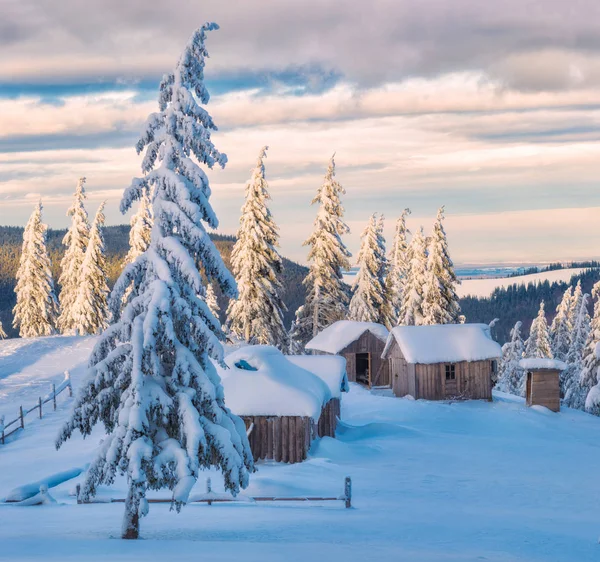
[305,320,389,354]
[217,345,331,420]
[286,354,349,398]
[519,358,567,371]
[383,323,502,365]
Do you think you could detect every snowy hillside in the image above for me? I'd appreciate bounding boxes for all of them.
[2,336,600,561]
[457,267,590,298]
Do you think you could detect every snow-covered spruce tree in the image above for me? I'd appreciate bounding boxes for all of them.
[582,281,600,414]
[0,321,6,339]
[72,202,110,335]
[292,155,351,344]
[401,226,427,326]
[524,301,553,359]
[56,24,253,540]
[563,293,591,408]
[496,321,526,396]
[423,206,461,325]
[58,177,90,334]
[12,201,59,337]
[124,187,152,266]
[569,280,583,331]
[349,214,387,324]
[382,208,411,327]
[205,281,220,321]
[550,286,573,361]
[287,320,305,355]
[226,146,287,348]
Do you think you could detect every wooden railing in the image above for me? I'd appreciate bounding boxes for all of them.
[0,371,73,444]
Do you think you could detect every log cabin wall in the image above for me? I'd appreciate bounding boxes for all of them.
[339,331,390,387]
[527,371,560,412]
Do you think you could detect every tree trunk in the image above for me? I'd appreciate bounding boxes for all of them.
[121,484,142,540]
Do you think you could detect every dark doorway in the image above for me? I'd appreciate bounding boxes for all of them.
[356,353,370,386]
[526,372,532,405]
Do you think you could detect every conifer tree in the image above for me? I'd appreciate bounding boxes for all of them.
[226,146,287,348]
[524,301,553,359]
[569,280,583,330]
[582,281,600,414]
[287,320,304,355]
[401,226,427,326]
[58,177,90,334]
[349,214,387,324]
[496,321,526,396]
[13,201,59,338]
[292,155,351,344]
[57,24,253,540]
[563,293,591,408]
[550,286,573,361]
[205,281,220,321]
[0,321,6,339]
[423,206,461,325]
[124,187,152,266]
[382,209,410,327]
[72,202,110,335]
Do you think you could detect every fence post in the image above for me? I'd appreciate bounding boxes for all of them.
[344,476,352,509]
[206,477,212,506]
[19,406,24,429]
[52,383,57,411]
[0,415,4,445]
[76,484,81,505]
[65,371,73,397]
[38,397,42,419]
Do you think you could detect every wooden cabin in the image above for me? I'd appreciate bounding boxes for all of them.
[519,358,566,412]
[382,324,502,400]
[218,346,344,463]
[305,320,390,387]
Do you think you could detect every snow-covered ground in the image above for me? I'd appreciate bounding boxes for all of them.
[1,336,600,561]
[457,267,590,298]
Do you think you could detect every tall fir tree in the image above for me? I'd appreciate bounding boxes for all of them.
[72,202,110,335]
[582,281,600,414]
[205,281,220,321]
[226,146,287,348]
[348,214,387,324]
[569,280,583,331]
[524,301,553,359]
[422,206,461,325]
[292,155,351,344]
[13,201,59,338]
[57,24,253,540]
[58,177,90,334]
[382,209,410,328]
[496,321,526,396]
[563,293,591,408]
[401,226,427,326]
[124,187,153,266]
[550,286,573,361]
[287,320,305,355]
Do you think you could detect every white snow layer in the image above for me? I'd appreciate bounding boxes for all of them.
[218,346,331,419]
[285,355,349,398]
[384,323,502,364]
[305,320,389,354]
[519,358,568,371]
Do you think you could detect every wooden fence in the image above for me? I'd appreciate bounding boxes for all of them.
[0,371,73,444]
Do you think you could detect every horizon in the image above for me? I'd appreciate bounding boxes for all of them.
[2,1,600,264]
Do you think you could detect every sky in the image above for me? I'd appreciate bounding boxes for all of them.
[2,0,600,265]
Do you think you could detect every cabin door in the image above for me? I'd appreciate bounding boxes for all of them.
[356,353,370,386]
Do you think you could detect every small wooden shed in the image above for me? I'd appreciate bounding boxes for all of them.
[519,358,567,412]
[305,320,390,387]
[218,346,343,463]
[382,324,502,400]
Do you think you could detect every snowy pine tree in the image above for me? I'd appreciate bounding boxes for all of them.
[563,293,591,408]
[496,321,526,396]
[569,280,583,332]
[12,201,59,338]
[524,301,553,359]
[124,187,152,266]
[401,226,427,326]
[72,202,110,335]
[582,281,600,414]
[205,281,220,321]
[292,155,351,344]
[58,177,90,334]
[0,321,6,339]
[550,286,573,361]
[287,320,305,355]
[422,207,461,325]
[57,24,253,540]
[382,209,410,327]
[226,146,287,349]
[349,214,387,323]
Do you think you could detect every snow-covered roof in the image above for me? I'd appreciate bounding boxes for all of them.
[383,323,502,364]
[305,320,389,354]
[286,355,349,398]
[217,346,331,420]
[519,358,567,371]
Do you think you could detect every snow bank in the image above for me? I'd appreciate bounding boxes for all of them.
[306,320,389,354]
[285,355,349,398]
[4,466,87,502]
[218,346,331,420]
[519,358,567,371]
[384,323,502,364]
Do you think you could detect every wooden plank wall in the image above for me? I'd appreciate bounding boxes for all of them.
[340,331,390,387]
[529,371,560,412]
